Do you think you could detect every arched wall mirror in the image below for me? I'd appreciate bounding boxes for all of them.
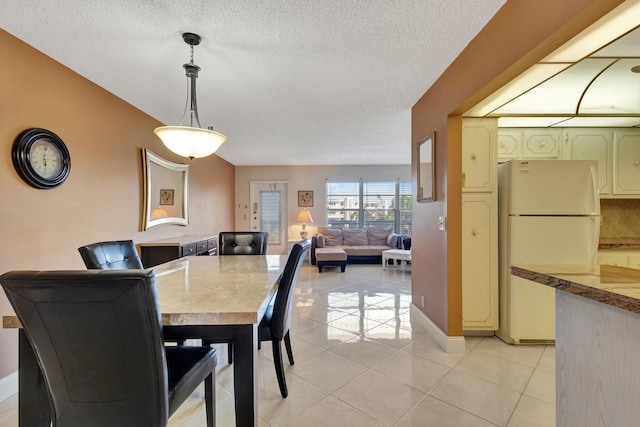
[142,149,189,230]
[416,132,435,202]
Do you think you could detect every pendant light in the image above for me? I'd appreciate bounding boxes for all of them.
[154,32,227,159]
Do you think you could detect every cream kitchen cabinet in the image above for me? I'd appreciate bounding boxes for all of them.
[497,129,520,161]
[563,128,612,195]
[462,117,498,331]
[598,250,640,269]
[462,194,498,330]
[613,131,640,195]
[462,118,497,193]
[497,128,562,161]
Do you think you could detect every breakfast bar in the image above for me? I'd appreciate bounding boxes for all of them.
[510,264,640,427]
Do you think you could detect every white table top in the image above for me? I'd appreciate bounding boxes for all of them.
[3,255,286,329]
[382,249,411,256]
[154,255,285,325]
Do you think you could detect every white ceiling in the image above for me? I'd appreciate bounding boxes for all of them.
[0,0,506,166]
[466,1,640,128]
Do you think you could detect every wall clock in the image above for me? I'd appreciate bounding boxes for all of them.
[12,128,71,189]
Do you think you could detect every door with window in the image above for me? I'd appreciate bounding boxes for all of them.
[250,181,288,255]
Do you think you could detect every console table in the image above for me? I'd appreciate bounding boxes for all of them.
[139,234,217,267]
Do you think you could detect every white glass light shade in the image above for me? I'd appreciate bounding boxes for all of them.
[154,126,227,159]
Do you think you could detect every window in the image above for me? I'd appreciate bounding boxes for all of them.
[260,190,282,245]
[326,181,412,235]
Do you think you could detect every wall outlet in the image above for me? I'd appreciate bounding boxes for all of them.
[421,295,425,308]
[438,216,447,231]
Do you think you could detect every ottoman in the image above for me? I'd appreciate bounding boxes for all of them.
[315,248,347,273]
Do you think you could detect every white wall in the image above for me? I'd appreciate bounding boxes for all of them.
[235,165,410,250]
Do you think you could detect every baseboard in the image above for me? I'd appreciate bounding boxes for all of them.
[0,371,18,402]
[410,303,466,353]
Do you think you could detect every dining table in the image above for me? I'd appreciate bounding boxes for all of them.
[2,254,287,427]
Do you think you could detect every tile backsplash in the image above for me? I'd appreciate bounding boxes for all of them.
[600,199,640,239]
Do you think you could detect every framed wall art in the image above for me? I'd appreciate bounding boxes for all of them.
[298,190,313,207]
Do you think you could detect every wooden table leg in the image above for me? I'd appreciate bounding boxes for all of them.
[232,324,258,427]
[18,330,51,427]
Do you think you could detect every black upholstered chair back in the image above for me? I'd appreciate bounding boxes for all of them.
[1,270,171,425]
[78,240,144,270]
[269,240,310,340]
[218,232,269,255]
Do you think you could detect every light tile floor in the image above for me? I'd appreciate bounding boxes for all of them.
[0,262,556,427]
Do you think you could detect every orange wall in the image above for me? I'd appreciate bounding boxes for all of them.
[0,30,235,378]
[411,0,623,335]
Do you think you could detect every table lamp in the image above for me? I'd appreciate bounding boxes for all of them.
[150,207,168,219]
[296,209,314,238]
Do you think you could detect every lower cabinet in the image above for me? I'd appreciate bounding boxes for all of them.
[462,194,498,330]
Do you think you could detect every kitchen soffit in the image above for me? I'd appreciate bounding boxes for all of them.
[466,0,640,128]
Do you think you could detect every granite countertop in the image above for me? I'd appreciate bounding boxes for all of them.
[598,238,640,250]
[511,264,640,315]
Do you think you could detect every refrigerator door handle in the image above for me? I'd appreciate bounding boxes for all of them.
[589,216,601,265]
[590,166,601,215]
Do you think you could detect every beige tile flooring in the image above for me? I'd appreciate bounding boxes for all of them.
[0,262,556,427]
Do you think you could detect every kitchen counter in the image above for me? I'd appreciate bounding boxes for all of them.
[598,237,640,250]
[510,263,640,314]
[510,263,640,426]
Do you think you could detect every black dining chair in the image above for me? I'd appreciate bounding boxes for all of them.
[218,232,269,255]
[78,240,144,270]
[0,269,217,427]
[258,239,310,398]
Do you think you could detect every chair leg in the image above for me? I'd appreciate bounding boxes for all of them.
[284,331,294,365]
[204,372,216,427]
[271,339,288,398]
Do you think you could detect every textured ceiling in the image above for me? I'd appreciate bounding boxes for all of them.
[0,0,505,165]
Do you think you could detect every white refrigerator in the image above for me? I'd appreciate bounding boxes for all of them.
[496,160,600,344]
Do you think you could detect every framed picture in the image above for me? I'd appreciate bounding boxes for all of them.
[298,190,313,207]
[159,189,174,205]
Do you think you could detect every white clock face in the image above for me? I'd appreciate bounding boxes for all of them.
[29,139,64,179]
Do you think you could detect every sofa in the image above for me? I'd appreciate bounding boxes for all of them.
[311,226,402,266]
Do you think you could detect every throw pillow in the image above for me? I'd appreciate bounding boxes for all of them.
[317,227,343,246]
[343,228,368,246]
[386,233,399,248]
[367,226,392,245]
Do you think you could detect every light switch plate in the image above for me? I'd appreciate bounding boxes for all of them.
[438,216,446,231]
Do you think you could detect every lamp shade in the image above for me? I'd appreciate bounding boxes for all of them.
[296,209,313,223]
[150,207,168,219]
[154,126,227,159]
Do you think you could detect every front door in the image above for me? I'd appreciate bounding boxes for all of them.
[249,181,288,255]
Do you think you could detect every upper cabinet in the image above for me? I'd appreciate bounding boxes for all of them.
[462,118,497,192]
[497,128,562,162]
[498,127,640,198]
[564,129,612,195]
[613,131,640,195]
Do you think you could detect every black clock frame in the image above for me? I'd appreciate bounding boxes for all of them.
[12,128,71,189]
